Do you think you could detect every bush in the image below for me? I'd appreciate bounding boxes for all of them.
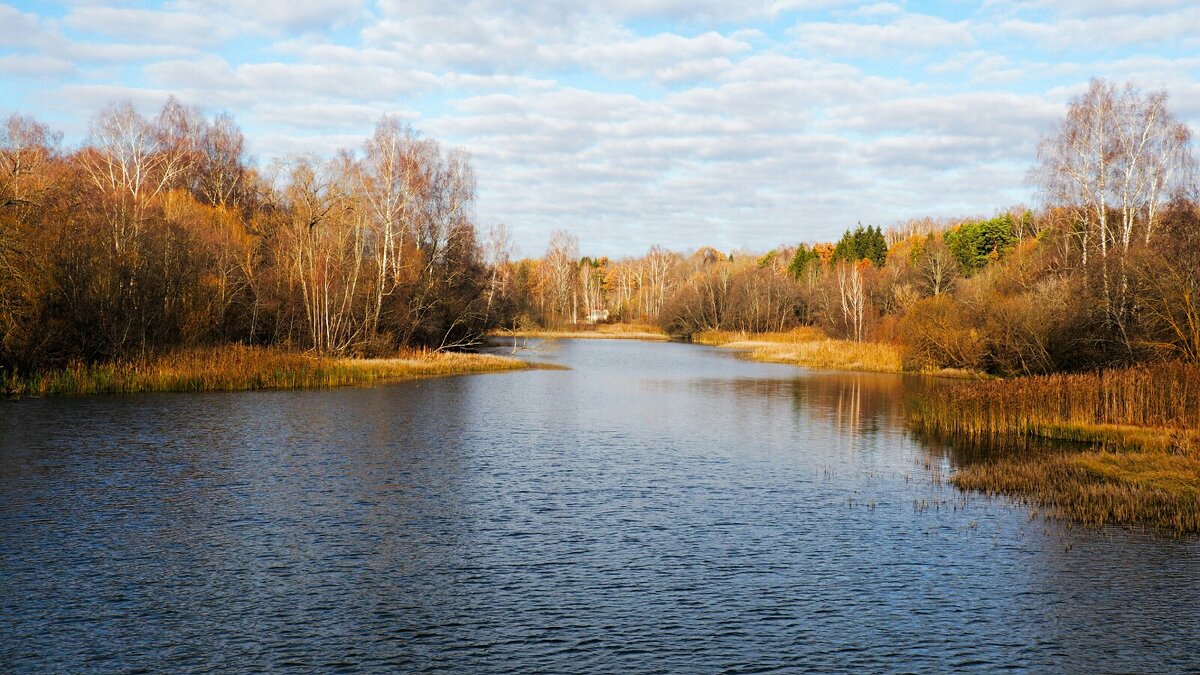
[899,295,986,371]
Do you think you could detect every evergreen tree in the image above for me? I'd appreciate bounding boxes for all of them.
[945,214,1018,272]
[832,223,887,266]
[788,244,818,279]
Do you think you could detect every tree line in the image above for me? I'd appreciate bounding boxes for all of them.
[3,78,1196,377]
[492,79,1197,375]
[1,100,498,372]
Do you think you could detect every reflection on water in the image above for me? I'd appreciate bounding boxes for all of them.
[1,339,1197,672]
[913,422,1104,470]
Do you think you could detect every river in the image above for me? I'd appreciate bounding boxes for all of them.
[2,339,1197,672]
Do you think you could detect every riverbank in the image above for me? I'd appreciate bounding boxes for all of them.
[911,362,1200,533]
[3,345,530,397]
[493,323,670,342]
[691,328,909,374]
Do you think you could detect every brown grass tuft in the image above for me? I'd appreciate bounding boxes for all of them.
[952,451,1200,533]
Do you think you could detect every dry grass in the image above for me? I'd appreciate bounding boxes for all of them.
[733,340,905,373]
[691,326,827,346]
[3,345,529,397]
[911,362,1200,446]
[953,451,1200,533]
[695,327,905,373]
[493,323,669,341]
[913,362,1200,533]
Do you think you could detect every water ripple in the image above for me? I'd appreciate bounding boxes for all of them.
[2,340,1198,673]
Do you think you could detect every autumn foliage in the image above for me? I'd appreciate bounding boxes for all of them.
[0,100,499,376]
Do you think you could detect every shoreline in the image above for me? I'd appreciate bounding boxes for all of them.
[491,325,670,342]
[688,330,1200,533]
[711,337,905,374]
[690,328,977,378]
[3,345,530,398]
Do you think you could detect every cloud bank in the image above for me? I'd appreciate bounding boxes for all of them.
[1,0,1197,256]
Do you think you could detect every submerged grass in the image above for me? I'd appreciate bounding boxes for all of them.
[912,362,1200,533]
[694,327,906,374]
[3,345,529,397]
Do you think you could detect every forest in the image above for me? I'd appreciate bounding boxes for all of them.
[1,78,1197,381]
[0,100,497,376]
[496,79,1198,377]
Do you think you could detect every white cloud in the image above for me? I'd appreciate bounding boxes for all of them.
[0,54,77,77]
[170,0,366,32]
[64,7,241,46]
[0,4,51,50]
[1016,0,1191,17]
[791,13,974,56]
[580,31,750,84]
[999,7,1200,50]
[1,0,1198,256]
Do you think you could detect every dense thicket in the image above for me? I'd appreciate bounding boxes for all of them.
[0,100,495,372]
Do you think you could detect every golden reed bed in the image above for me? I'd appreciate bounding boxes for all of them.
[4,345,528,396]
[911,363,1200,534]
[693,328,906,374]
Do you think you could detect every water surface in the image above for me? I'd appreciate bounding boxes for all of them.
[2,340,1197,672]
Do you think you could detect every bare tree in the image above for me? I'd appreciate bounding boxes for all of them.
[645,244,676,320]
[838,261,867,342]
[1033,79,1116,269]
[1,114,61,209]
[1034,80,1194,260]
[914,234,957,297]
[360,117,426,333]
[78,100,193,251]
[542,230,579,325]
[1032,78,1195,352]
[195,112,247,208]
[483,222,513,321]
[276,156,367,355]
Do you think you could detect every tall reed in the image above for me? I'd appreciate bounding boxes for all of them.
[912,362,1200,533]
[3,345,527,397]
[910,362,1200,447]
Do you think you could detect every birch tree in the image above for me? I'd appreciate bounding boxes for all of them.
[1032,78,1195,352]
[78,100,193,251]
[542,230,579,325]
[838,261,867,342]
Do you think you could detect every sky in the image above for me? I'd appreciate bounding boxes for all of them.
[1,1,1198,257]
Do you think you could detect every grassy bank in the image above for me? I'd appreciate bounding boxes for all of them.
[912,362,1200,533]
[3,345,529,397]
[493,323,669,341]
[693,327,907,374]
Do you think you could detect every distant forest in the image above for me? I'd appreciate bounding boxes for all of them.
[500,80,1199,375]
[1,78,1197,376]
